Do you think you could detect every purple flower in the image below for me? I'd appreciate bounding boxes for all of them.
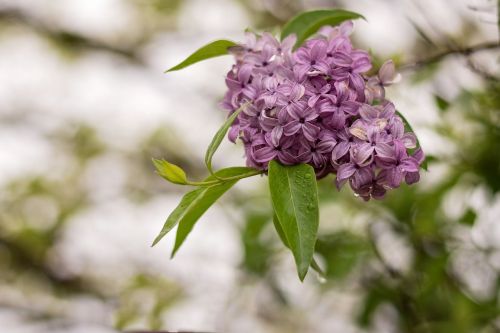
[276,82,306,109]
[359,102,396,130]
[349,124,392,160]
[304,77,335,107]
[376,141,420,188]
[259,107,287,146]
[298,130,337,168]
[258,78,281,108]
[366,60,401,103]
[319,21,354,40]
[354,171,388,201]
[283,102,320,141]
[221,21,423,200]
[331,128,355,164]
[259,32,297,56]
[222,65,252,109]
[335,143,375,188]
[252,135,297,165]
[294,39,331,78]
[317,81,360,129]
[351,50,372,73]
[330,50,370,84]
[405,148,425,184]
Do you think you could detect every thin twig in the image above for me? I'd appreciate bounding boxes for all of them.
[0,8,145,65]
[467,4,496,12]
[367,223,402,279]
[465,56,499,81]
[127,331,216,333]
[400,41,500,71]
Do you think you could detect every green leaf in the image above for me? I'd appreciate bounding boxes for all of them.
[165,39,237,72]
[205,103,247,176]
[152,167,254,254]
[152,158,188,185]
[171,183,234,257]
[459,209,476,226]
[434,95,450,112]
[310,258,325,278]
[273,214,325,278]
[241,213,273,275]
[281,9,365,48]
[268,161,319,281]
[396,110,427,170]
[315,231,370,280]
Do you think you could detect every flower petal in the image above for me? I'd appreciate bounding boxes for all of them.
[405,171,420,185]
[353,143,374,166]
[388,168,404,188]
[331,141,350,162]
[359,104,378,120]
[283,120,300,136]
[253,146,277,163]
[270,126,283,147]
[302,123,320,141]
[400,157,420,173]
[337,163,357,182]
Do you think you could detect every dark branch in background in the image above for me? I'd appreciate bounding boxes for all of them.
[400,41,500,72]
[466,57,500,82]
[0,237,99,297]
[403,0,499,79]
[367,223,402,279]
[407,18,438,48]
[467,4,498,25]
[0,8,145,65]
[127,331,216,333]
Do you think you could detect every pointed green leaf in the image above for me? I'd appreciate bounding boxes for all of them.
[152,187,206,247]
[273,214,324,278]
[268,161,319,281]
[153,158,188,185]
[281,9,365,48]
[396,110,427,170]
[152,167,256,255]
[170,182,235,258]
[165,39,237,72]
[205,103,247,175]
[434,95,450,112]
[310,258,325,278]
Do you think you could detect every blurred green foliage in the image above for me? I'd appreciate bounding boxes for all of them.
[0,1,499,332]
[115,274,184,330]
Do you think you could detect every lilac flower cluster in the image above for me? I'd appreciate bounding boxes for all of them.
[222,22,424,200]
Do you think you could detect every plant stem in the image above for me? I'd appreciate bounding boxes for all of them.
[400,41,500,71]
[186,170,263,187]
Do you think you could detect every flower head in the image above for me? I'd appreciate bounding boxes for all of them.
[222,21,424,200]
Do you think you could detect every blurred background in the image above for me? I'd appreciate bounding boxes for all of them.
[0,0,499,332]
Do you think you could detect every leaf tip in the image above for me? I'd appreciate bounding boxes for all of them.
[151,233,164,247]
[298,266,309,282]
[151,157,163,168]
